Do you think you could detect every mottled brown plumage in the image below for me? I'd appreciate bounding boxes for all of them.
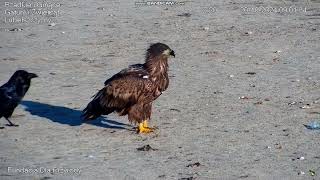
[82,43,175,132]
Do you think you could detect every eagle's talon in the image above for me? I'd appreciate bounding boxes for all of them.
[137,121,155,134]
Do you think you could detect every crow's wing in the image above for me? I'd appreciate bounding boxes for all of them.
[0,84,19,114]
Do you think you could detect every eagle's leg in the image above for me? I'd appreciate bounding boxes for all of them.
[5,118,19,127]
[137,120,154,133]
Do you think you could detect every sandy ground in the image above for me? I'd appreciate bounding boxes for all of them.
[0,0,320,179]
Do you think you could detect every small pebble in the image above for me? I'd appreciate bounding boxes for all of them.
[300,105,311,109]
[9,28,23,31]
[288,102,297,105]
[239,96,250,100]
[203,27,210,31]
[48,23,56,27]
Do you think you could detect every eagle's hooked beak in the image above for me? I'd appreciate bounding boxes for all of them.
[28,73,38,79]
[170,50,175,58]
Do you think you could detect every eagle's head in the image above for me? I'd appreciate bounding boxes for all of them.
[146,43,175,60]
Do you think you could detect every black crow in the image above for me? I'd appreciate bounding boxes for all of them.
[0,70,38,127]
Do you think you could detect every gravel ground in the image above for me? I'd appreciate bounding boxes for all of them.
[0,0,320,179]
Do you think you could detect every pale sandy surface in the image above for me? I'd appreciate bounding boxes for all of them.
[0,0,320,179]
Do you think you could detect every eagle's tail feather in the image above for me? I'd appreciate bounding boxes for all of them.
[81,100,102,121]
[81,90,113,121]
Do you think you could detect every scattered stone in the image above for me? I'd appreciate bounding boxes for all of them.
[87,155,95,158]
[97,7,105,10]
[61,85,78,88]
[48,23,56,27]
[9,28,23,31]
[203,27,210,31]
[169,108,181,112]
[309,170,316,176]
[254,101,263,105]
[298,171,305,175]
[275,143,282,149]
[300,105,311,109]
[245,31,253,35]
[40,177,52,180]
[2,57,17,61]
[239,175,249,178]
[28,33,37,37]
[309,112,320,115]
[273,57,280,62]
[137,144,157,151]
[245,72,256,75]
[177,13,191,17]
[229,74,235,78]
[288,101,297,105]
[81,57,95,63]
[274,50,282,53]
[179,177,194,180]
[239,96,252,100]
[186,162,201,167]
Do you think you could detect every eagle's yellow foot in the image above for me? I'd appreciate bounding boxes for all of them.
[137,120,154,134]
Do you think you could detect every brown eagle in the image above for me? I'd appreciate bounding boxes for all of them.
[82,43,175,133]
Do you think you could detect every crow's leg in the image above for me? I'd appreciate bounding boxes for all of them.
[5,118,19,127]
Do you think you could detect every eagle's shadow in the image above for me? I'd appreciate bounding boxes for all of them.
[21,100,132,129]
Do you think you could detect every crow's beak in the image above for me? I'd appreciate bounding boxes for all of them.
[28,73,38,79]
[170,50,175,58]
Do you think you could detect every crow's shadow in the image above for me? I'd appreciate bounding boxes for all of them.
[21,100,132,129]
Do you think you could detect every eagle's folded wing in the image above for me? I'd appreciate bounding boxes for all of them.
[82,69,152,120]
[104,64,148,85]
